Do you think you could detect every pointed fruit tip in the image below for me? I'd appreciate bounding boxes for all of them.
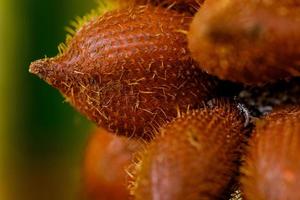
[29,58,54,81]
[29,59,45,76]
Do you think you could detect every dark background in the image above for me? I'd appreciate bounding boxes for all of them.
[1,0,100,199]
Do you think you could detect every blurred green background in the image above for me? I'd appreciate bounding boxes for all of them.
[0,0,100,199]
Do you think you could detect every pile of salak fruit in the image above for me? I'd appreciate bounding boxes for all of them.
[29,0,300,199]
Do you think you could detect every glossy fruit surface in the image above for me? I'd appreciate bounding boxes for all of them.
[188,0,300,84]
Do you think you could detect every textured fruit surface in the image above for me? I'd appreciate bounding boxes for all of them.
[130,100,247,200]
[188,0,300,84]
[82,128,141,200]
[241,106,300,200]
[121,0,203,14]
[29,5,218,139]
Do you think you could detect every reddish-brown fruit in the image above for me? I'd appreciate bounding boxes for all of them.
[29,6,218,139]
[130,100,247,200]
[82,128,141,200]
[241,105,300,200]
[188,0,300,84]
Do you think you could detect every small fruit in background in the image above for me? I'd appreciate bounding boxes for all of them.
[82,128,142,200]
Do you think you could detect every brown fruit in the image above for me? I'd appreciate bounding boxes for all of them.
[130,99,247,200]
[241,105,300,200]
[29,5,218,139]
[188,0,300,84]
[82,128,141,200]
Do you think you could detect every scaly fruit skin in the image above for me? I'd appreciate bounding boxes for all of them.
[241,106,300,200]
[188,0,300,84]
[82,128,141,200]
[130,100,247,200]
[29,6,218,139]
